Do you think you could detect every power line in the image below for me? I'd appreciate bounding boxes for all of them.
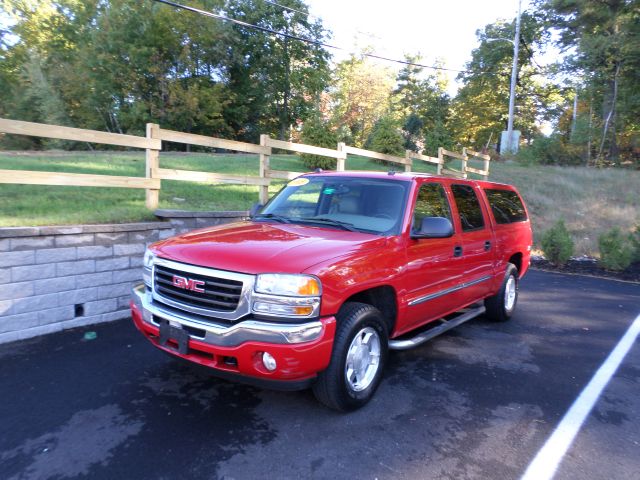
[152,0,499,76]
[267,0,393,64]
[263,0,312,19]
[264,0,397,57]
[519,35,547,74]
[263,0,465,76]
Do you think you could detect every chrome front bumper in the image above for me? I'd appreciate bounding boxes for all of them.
[131,284,324,347]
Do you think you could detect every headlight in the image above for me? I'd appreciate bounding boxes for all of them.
[255,274,321,297]
[142,249,155,286]
[253,274,321,319]
[143,249,155,268]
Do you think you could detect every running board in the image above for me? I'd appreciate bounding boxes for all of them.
[388,306,486,351]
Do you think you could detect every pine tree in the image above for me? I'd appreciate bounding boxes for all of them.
[300,114,338,170]
[367,115,405,158]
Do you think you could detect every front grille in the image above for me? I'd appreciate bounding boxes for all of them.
[154,264,243,312]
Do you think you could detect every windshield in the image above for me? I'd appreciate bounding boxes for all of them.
[256,176,410,235]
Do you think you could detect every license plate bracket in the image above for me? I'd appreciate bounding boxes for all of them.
[158,320,189,355]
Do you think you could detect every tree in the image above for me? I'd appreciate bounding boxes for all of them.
[224,0,331,141]
[542,0,640,164]
[82,0,233,137]
[450,11,562,152]
[366,115,404,157]
[300,113,338,170]
[402,113,424,151]
[330,53,395,147]
[392,55,454,155]
[0,0,332,147]
[0,0,91,147]
[394,55,427,120]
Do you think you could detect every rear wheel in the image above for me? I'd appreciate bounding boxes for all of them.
[313,302,388,411]
[484,263,519,322]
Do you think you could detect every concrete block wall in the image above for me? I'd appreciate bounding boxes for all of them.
[0,211,248,344]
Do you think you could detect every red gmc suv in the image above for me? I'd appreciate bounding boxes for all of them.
[131,171,532,411]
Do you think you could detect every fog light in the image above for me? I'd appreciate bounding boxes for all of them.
[262,352,277,372]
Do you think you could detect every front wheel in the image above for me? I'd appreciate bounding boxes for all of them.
[484,263,519,322]
[313,302,388,411]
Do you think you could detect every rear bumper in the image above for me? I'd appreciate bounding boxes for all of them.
[130,284,336,387]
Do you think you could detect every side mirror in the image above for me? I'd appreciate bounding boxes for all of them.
[249,202,264,218]
[411,217,454,239]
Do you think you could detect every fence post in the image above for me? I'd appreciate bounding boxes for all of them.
[404,150,413,173]
[145,123,160,209]
[483,155,490,180]
[259,134,271,204]
[336,142,346,171]
[437,147,444,175]
[461,147,469,179]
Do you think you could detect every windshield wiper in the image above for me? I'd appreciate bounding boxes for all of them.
[253,213,292,224]
[298,217,359,232]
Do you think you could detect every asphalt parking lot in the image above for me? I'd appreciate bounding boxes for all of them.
[1,269,639,480]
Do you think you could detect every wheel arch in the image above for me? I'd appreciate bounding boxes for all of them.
[340,285,397,335]
[508,252,523,276]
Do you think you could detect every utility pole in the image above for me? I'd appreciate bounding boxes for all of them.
[570,88,578,140]
[505,0,522,154]
[280,12,292,141]
[488,0,522,155]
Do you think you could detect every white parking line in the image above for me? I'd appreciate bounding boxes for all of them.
[521,312,640,480]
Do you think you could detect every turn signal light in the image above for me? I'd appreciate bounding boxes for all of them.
[293,306,314,316]
[298,278,320,296]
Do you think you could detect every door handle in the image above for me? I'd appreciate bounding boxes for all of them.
[454,245,463,257]
[484,240,491,251]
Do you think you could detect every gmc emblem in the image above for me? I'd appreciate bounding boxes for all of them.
[172,275,205,293]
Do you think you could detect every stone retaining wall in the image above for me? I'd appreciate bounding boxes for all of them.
[0,211,248,343]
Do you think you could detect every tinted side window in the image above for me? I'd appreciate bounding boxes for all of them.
[484,188,528,224]
[412,183,451,232]
[451,184,485,231]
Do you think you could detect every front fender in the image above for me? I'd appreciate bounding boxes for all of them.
[305,238,406,317]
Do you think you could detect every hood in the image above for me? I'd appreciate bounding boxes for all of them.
[152,221,388,275]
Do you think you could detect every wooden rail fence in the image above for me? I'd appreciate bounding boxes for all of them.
[0,117,491,208]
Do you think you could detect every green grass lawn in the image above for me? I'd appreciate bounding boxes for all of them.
[1,151,638,256]
[0,151,439,226]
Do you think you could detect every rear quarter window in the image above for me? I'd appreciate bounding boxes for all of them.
[451,184,485,231]
[484,188,528,224]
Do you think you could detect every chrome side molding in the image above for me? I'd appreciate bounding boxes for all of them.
[408,275,492,307]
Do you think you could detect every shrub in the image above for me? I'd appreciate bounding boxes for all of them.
[631,225,640,263]
[598,228,634,271]
[402,113,424,152]
[541,220,574,266]
[423,119,455,157]
[300,116,338,171]
[515,135,582,166]
[366,115,405,163]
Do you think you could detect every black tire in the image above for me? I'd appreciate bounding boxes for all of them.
[313,302,388,412]
[484,263,519,322]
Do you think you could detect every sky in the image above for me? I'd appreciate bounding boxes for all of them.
[305,0,536,94]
